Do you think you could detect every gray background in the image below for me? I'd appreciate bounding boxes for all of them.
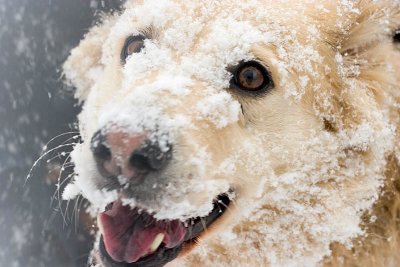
[0,0,124,266]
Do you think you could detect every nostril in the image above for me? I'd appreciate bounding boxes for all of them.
[93,143,112,162]
[129,143,172,172]
[90,130,112,163]
[129,153,152,172]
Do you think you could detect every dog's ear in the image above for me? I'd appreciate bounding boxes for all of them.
[324,1,400,133]
[339,2,400,52]
[63,18,116,102]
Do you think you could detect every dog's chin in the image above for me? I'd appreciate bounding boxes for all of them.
[97,192,232,267]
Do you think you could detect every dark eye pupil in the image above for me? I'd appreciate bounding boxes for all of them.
[239,67,263,89]
[244,69,255,81]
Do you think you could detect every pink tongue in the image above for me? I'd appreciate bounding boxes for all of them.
[98,201,187,263]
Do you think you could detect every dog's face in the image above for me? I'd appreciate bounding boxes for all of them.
[63,1,400,266]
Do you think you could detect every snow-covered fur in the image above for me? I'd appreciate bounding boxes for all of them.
[63,1,400,266]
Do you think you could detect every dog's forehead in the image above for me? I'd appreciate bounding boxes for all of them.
[84,0,376,136]
[122,1,336,51]
[118,0,318,44]
[93,0,339,138]
[110,1,328,90]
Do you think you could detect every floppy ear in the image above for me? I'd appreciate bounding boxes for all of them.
[63,18,116,102]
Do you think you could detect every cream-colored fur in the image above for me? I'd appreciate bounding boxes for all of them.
[63,1,400,266]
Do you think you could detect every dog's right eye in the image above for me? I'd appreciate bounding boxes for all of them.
[121,34,146,64]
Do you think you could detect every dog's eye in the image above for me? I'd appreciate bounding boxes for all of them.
[394,29,400,43]
[121,34,146,64]
[230,61,273,94]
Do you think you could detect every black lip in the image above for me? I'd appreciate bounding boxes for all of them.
[184,193,231,241]
[98,192,231,267]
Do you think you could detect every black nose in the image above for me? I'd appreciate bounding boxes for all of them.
[90,129,172,185]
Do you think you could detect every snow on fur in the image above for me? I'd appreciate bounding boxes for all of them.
[62,1,400,266]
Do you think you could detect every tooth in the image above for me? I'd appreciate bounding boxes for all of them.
[150,233,165,252]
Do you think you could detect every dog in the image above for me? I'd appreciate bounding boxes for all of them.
[62,1,400,266]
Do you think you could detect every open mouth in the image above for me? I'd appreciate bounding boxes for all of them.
[98,192,232,267]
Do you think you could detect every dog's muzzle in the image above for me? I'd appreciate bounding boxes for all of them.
[89,128,233,266]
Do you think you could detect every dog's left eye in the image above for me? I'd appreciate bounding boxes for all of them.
[230,61,273,94]
[121,34,146,64]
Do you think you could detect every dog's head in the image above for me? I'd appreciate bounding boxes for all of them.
[63,1,400,266]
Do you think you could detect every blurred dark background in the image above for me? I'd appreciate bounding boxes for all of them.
[0,0,124,266]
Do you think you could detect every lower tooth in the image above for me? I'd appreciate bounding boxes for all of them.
[150,233,165,252]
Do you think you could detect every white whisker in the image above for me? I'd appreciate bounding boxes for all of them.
[26,143,76,184]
